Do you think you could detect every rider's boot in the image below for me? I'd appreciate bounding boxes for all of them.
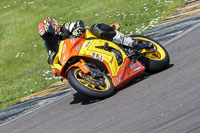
[112,31,138,48]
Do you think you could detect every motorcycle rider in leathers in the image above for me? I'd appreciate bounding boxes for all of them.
[37,17,138,76]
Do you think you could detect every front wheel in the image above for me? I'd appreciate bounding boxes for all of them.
[131,35,170,72]
[67,67,115,98]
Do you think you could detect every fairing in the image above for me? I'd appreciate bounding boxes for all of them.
[52,30,145,88]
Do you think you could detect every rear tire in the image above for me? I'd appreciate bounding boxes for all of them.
[67,67,115,98]
[139,45,170,72]
[131,35,170,72]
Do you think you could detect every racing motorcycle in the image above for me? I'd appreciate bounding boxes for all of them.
[52,28,170,98]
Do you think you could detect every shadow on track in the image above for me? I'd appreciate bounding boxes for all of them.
[70,93,102,105]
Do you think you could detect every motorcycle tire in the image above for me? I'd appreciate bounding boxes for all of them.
[131,35,170,72]
[67,67,115,98]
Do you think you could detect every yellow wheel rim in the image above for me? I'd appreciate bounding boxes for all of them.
[74,68,111,92]
[135,37,166,61]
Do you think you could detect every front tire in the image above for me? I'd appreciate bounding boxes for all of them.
[67,67,115,98]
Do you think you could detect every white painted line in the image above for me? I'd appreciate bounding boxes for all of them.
[163,22,200,46]
[0,90,74,127]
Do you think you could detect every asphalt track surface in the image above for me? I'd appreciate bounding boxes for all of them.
[1,26,200,133]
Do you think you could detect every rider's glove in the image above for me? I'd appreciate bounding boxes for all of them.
[47,57,53,64]
[47,51,56,64]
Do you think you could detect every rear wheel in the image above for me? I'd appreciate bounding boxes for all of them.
[67,67,114,98]
[131,35,170,72]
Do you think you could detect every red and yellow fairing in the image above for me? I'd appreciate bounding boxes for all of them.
[50,37,85,77]
[51,30,145,88]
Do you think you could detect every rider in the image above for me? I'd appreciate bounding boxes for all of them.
[37,17,138,75]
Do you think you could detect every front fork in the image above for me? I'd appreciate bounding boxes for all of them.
[65,59,90,76]
[66,59,103,79]
[66,59,105,86]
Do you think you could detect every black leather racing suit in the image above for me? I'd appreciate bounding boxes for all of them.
[45,21,116,63]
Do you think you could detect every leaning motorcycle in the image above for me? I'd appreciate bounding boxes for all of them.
[53,29,170,98]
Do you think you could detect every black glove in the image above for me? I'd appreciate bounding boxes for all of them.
[47,51,56,64]
[47,57,53,64]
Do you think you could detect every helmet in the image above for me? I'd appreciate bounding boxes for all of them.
[38,17,61,41]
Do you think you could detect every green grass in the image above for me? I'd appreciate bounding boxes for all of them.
[0,0,184,110]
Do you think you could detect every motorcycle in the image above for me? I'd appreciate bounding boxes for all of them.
[52,28,170,98]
